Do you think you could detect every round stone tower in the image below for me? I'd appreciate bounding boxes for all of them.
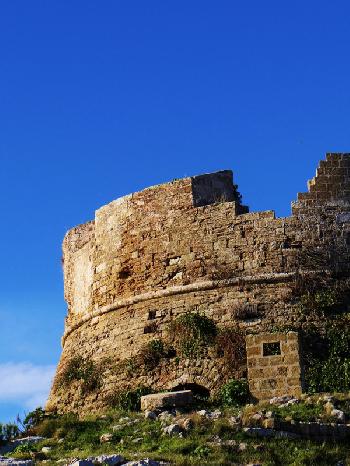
[47,154,350,414]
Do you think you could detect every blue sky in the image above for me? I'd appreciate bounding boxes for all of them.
[1,1,349,422]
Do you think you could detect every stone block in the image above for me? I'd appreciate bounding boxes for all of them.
[140,390,193,411]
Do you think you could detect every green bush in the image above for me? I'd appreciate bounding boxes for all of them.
[304,322,350,393]
[23,407,45,430]
[215,327,246,373]
[56,356,102,394]
[219,379,250,407]
[13,443,37,454]
[138,339,167,369]
[169,312,217,358]
[106,386,153,411]
[300,289,338,315]
[0,423,20,443]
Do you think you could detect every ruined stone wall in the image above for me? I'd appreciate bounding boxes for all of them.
[47,154,350,414]
[246,332,302,400]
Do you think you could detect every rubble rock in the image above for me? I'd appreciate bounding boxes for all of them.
[123,460,168,466]
[86,455,124,465]
[182,418,194,431]
[0,457,34,466]
[41,447,52,454]
[162,424,182,436]
[100,433,113,443]
[70,461,94,466]
[144,410,157,420]
[331,409,346,423]
[243,427,300,439]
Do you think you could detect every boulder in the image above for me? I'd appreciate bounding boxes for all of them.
[243,427,300,439]
[123,460,168,466]
[112,425,123,432]
[210,410,222,420]
[325,402,335,414]
[86,455,125,466]
[158,411,175,422]
[262,418,275,429]
[73,455,125,466]
[41,447,52,454]
[70,461,94,466]
[162,424,182,437]
[0,458,33,466]
[228,416,241,427]
[0,437,45,456]
[100,433,113,443]
[331,409,346,423]
[144,410,157,420]
[196,410,221,420]
[132,438,143,444]
[182,418,194,431]
[141,391,193,411]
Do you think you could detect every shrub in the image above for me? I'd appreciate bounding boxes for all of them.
[56,356,102,394]
[303,321,350,393]
[215,327,246,373]
[219,379,250,407]
[0,423,20,443]
[300,289,338,315]
[105,386,153,411]
[168,312,217,358]
[138,339,169,370]
[13,443,37,454]
[23,407,45,430]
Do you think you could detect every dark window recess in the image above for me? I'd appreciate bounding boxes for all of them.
[282,240,302,249]
[119,267,131,279]
[263,342,281,356]
[148,310,157,320]
[144,322,157,334]
[243,303,259,318]
[234,303,260,320]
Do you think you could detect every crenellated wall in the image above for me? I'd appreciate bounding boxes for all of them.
[47,154,350,414]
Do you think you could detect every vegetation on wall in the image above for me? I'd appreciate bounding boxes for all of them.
[303,317,350,393]
[215,327,246,372]
[137,339,174,370]
[168,312,217,358]
[55,356,103,394]
[110,313,247,398]
[300,288,339,315]
[104,386,153,411]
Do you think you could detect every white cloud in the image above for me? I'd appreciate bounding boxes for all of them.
[0,362,55,410]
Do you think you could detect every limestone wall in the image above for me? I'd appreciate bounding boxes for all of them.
[246,332,302,400]
[47,154,350,414]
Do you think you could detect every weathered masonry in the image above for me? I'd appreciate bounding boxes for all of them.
[47,153,350,413]
[246,332,302,400]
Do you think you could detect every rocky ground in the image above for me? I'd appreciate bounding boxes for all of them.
[2,393,350,465]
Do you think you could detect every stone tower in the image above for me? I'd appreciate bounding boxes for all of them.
[47,154,350,413]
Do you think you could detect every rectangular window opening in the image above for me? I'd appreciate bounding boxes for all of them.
[263,341,281,356]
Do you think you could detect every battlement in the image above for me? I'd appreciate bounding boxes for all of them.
[292,153,350,215]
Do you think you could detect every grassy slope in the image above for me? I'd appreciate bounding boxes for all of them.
[7,398,350,466]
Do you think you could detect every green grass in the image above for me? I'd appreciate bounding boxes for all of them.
[6,402,350,466]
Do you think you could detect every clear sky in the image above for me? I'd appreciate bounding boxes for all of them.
[1,1,349,422]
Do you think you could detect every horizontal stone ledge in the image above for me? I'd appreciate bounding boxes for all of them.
[61,269,330,347]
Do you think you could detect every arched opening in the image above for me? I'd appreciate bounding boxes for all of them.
[172,382,210,401]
